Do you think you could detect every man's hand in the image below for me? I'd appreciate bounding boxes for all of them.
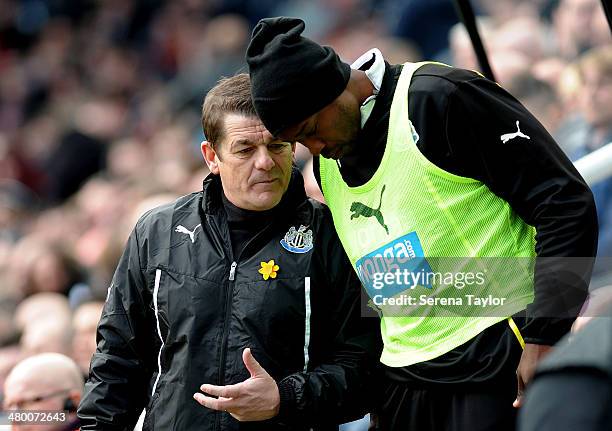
[193,348,280,421]
[513,343,553,408]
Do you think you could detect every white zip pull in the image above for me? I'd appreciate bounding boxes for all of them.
[229,262,237,280]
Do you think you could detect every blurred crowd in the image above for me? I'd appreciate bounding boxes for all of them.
[0,0,610,427]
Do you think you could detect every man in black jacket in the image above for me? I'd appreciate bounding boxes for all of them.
[77,73,380,430]
[518,304,612,431]
[246,17,598,431]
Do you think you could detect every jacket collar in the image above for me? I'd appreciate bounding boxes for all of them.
[361,60,401,134]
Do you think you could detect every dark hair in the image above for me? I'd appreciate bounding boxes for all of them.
[201,73,257,148]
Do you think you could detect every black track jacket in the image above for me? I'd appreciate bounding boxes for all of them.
[77,171,381,430]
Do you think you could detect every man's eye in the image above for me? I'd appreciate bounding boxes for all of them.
[237,147,254,155]
[306,124,318,137]
[269,143,289,152]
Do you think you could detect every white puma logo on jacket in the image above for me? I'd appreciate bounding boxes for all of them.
[500,121,531,144]
[175,224,202,243]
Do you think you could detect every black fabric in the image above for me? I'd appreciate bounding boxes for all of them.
[246,17,351,136]
[382,318,524,387]
[518,370,612,431]
[533,306,612,378]
[375,378,518,431]
[77,170,382,430]
[221,192,277,259]
[519,312,612,431]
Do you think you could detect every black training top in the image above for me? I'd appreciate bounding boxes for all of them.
[314,62,598,385]
[221,192,278,259]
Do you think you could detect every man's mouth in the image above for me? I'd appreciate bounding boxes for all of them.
[322,146,342,160]
[253,178,278,185]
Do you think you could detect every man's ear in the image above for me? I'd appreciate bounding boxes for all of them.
[201,140,220,175]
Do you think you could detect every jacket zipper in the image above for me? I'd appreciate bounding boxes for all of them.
[205,213,234,431]
[217,261,237,390]
[214,219,279,430]
[228,262,237,280]
[216,220,278,372]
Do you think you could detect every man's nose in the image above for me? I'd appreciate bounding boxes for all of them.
[300,138,326,156]
[254,147,275,170]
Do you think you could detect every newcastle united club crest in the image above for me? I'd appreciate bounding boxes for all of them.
[280,225,313,254]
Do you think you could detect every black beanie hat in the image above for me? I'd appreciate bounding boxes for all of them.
[246,17,351,136]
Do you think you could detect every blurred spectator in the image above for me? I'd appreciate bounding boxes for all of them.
[476,0,539,23]
[449,18,532,85]
[71,302,104,377]
[553,63,589,155]
[506,73,564,141]
[15,294,73,358]
[0,179,39,241]
[449,19,495,70]
[170,13,250,111]
[488,49,530,86]
[20,318,72,357]
[29,242,88,297]
[15,293,71,333]
[5,237,89,299]
[572,285,612,333]
[5,236,47,298]
[3,353,83,431]
[105,138,152,183]
[385,0,459,59]
[571,46,612,263]
[574,46,612,156]
[43,129,107,204]
[491,16,546,62]
[0,345,22,402]
[531,57,568,90]
[590,3,612,48]
[552,0,607,59]
[0,295,19,347]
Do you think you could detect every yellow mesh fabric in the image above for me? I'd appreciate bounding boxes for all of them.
[320,62,535,366]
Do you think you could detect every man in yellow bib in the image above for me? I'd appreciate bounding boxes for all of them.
[246,17,598,431]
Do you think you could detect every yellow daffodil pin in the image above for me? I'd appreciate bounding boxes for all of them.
[259,260,279,280]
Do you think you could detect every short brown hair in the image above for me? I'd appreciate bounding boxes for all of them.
[201,73,257,148]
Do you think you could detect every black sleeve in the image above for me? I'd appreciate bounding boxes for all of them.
[444,75,598,344]
[275,219,382,426]
[518,370,612,431]
[77,226,156,430]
